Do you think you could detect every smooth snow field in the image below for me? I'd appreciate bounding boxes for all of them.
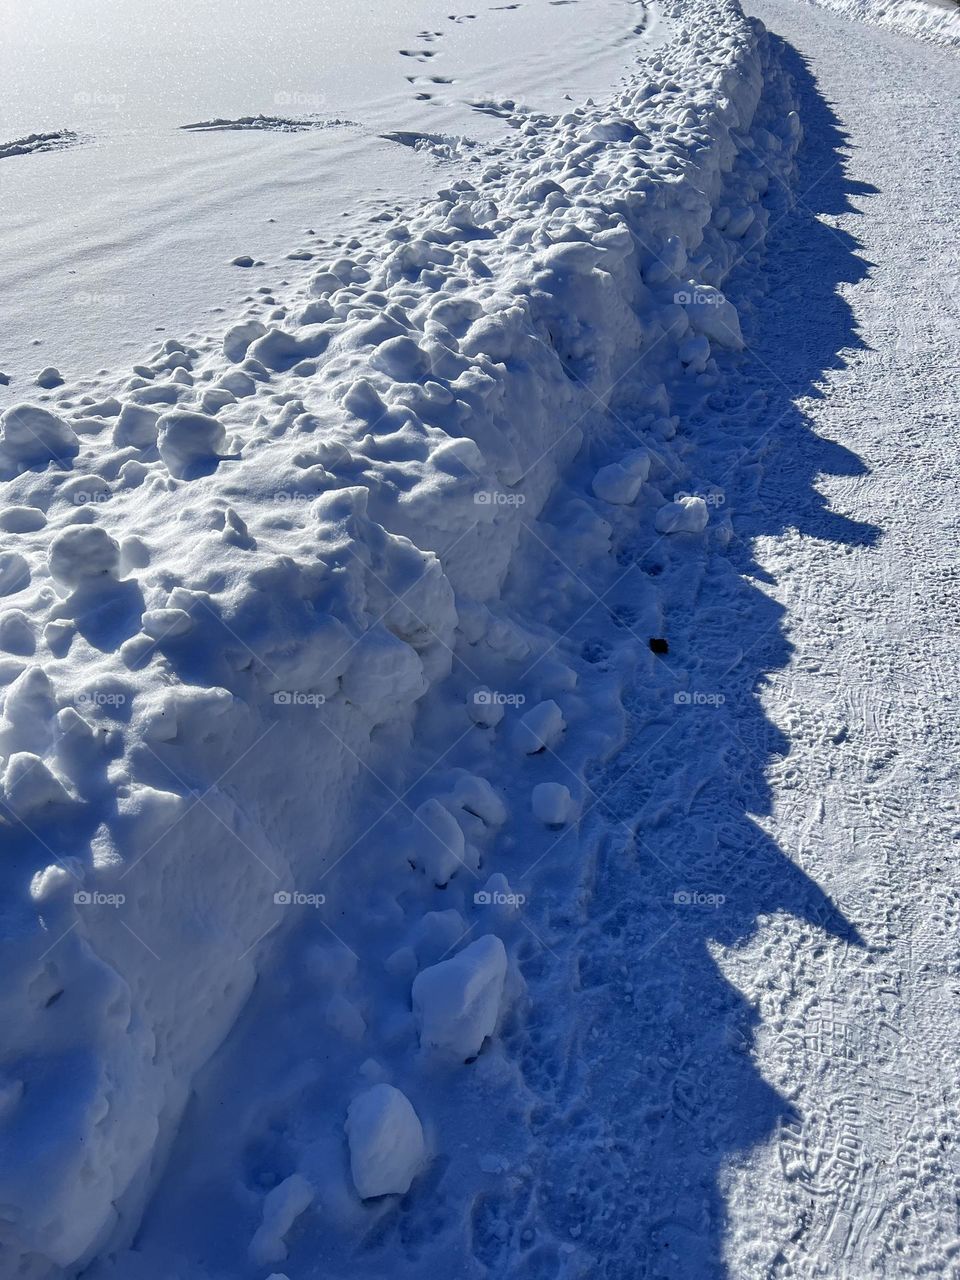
[0,0,657,393]
[0,0,958,1277]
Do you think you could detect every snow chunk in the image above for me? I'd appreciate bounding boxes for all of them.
[0,404,79,467]
[2,752,72,816]
[49,526,121,590]
[345,1084,425,1199]
[654,495,709,534]
[412,935,508,1059]
[112,403,159,449]
[515,700,565,754]
[409,798,466,886]
[248,1173,313,1265]
[156,410,228,479]
[223,319,267,363]
[467,686,505,728]
[531,782,574,825]
[591,449,651,504]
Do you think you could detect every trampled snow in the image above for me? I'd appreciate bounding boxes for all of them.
[1,0,958,1276]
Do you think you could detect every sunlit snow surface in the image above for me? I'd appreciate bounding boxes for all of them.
[0,0,661,391]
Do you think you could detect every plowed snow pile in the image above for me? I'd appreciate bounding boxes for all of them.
[0,0,805,1274]
[800,0,960,43]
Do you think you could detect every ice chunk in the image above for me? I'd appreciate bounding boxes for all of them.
[345,1084,425,1199]
[412,934,508,1059]
[654,496,709,534]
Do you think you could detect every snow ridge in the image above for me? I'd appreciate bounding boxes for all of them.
[0,1,800,1272]
[798,0,960,46]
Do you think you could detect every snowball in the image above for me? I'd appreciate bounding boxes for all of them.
[412,934,508,1060]
[248,1173,313,1265]
[156,410,227,479]
[531,782,573,825]
[591,449,651,504]
[48,526,120,590]
[344,1084,425,1199]
[515,700,565,754]
[0,404,79,467]
[654,495,709,534]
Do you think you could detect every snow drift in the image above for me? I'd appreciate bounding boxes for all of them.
[0,0,802,1272]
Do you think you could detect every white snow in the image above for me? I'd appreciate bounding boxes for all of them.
[344,1084,426,1200]
[412,935,509,1060]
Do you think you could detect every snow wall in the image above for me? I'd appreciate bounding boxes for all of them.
[0,0,801,1272]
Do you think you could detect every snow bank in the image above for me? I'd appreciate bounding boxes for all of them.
[797,0,960,46]
[0,0,801,1271]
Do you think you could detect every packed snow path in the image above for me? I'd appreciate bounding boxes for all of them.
[507,6,960,1276]
[99,6,960,1279]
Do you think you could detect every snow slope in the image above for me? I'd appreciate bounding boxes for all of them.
[0,0,808,1274]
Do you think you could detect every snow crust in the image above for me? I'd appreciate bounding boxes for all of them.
[0,0,803,1271]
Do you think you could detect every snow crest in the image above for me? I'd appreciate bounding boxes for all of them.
[0,0,802,1271]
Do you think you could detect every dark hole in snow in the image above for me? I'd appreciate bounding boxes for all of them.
[649,637,669,655]
[45,990,64,1008]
